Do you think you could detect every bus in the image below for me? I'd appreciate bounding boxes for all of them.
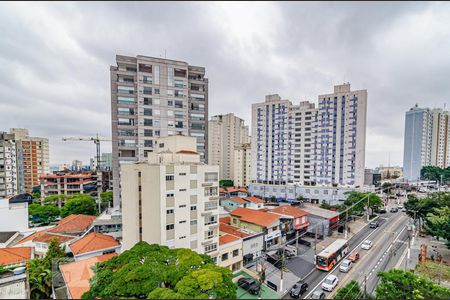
[315,239,349,271]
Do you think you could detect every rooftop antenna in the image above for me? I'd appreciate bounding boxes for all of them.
[164,49,167,59]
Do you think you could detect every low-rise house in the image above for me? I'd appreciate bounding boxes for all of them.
[230,207,281,250]
[243,196,264,210]
[219,187,248,198]
[220,196,264,211]
[218,234,242,272]
[89,208,122,239]
[301,205,340,237]
[0,247,33,268]
[68,233,121,261]
[271,205,309,239]
[0,232,20,248]
[59,253,117,299]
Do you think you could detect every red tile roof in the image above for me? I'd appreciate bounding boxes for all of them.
[230,197,248,204]
[0,247,32,266]
[245,196,264,204]
[60,253,117,299]
[49,214,96,234]
[219,216,231,224]
[176,150,198,155]
[219,188,226,193]
[39,173,95,179]
[219,223,250,238]
[16,229,49,245]
[271,205,308,218]
[230,207,280,227]
[226,187,248,193]
[69,233,120,255]
[219,234,241,245]
[33,233,74,244]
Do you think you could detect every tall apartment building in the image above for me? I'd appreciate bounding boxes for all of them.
[111,55,208,207]
[251,83,367,187]
[233,143,251,187]
[251,95,317,185]
[403,105,450,181]
[208,113,249,181]
[0,132,18,197]
[121,135,220,259]
[314,83,367,186]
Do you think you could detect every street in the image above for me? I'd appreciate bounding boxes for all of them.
[282,201,411,299]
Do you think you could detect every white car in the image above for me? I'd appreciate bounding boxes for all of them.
[322,274,339,292]
[361,240,373,250]
[339,259,352,272]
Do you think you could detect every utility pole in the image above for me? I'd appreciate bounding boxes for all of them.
[280,241,285,293]
[314,226,317,255]
[344,209,348,239]
[257,261,266,300]
[295,230,299,252]
[363,274,367,296]
[367,193,370,222]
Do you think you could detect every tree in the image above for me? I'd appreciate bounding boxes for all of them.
[27,238,66,299]
[32,191,41,201]
[82,242,235,299]
[44,194,68,208]
[28,203,60,225]
[60,194,97,217]
[344,192,382,215]
[426,206,450,247]
[100,191,113,210]
[421,166,445,182]
[334,280,362,299]
[219,180,234,187]
[376,269,450,299]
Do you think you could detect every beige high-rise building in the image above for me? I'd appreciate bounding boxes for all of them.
[9,128,49,194]
[208,113,249,181]
[111,55,208,207]
[121,135,220,260]
[233,143,251,187]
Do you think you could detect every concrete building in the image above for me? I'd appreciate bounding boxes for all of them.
[39,172,98,201]
[0,132,18,197]
[0,196,28,232]
[364,168,381,186]
[376,166,403,180]
[208,113,249,181]
[233,143,251,187]
[403,104,450,181]
[101,153,112,171]
[68,233,121,261]
[121,135,220,260]
[9,128,49,193]
[218,234,243,272]
[314,83,367,186]
[111,54,209,207]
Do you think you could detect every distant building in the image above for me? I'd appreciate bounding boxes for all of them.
[376,166,403,180]
[0,132,18,197]
[364,168,381,186]
[220,196,264,212]
[71,160,83,172]
[121,135,220,260]
[101,153,112,171]
[39,172,98,202]
[233,143,251,187]
[208,113,249,181]
[403,105,450,181]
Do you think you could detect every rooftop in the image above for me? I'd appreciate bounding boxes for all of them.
[271,205,308,218]
[60,253,117,299]
[219,234,241,246]
[0,232,18,243]
[49,214,96,234]
[0,247,31,266]
[230,197,248,204]
[230,207,280,227]
[219,223,250,238]
[33,232,74,244]
[301,206,340,219]
[244,196,264,204]
[69,233,120,255]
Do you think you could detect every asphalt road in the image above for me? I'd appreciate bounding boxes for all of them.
[283,202,411,299]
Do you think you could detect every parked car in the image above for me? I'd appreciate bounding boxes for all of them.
[290,281,309,298]
[402,207,407,212]
[361,240,373,250]
[369,220,380,228]
[298,238,312,247]
[311,290,326,299]
[339,259,353,273]
[237,277,260,295]
[390,207,398,213]
[322,274,339,292]
[397,205,404,210]
[379,208,387,214]
[348,251,360,262]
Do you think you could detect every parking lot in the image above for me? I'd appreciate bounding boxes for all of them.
[233,270,279,299]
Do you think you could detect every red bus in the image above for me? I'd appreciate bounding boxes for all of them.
[315,239,349,271]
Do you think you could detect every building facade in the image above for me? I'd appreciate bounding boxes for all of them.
[111,55,208,207]
[403,104,450,181]
[314,83,367,186]
[233,143,251,187]
[39,172,98,201]
[121,136,220,260]
[0,132,18,197]
[208,113,249,181]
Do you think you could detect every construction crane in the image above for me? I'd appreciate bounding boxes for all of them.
[62,134,112,213]
[62,134,111,171]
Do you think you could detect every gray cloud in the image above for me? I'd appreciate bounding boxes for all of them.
[1,1,449,168]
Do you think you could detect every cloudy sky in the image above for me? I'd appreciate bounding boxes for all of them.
[1,1,450,168]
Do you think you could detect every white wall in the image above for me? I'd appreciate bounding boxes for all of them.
[0,199,28,232]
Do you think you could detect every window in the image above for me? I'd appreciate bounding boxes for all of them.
[118,96,134,105]
[144,119,153,126]
[155,130,160,137]
[166,193,174,197]
[167,89,174,96]
[179,172,186,176]
[206,229,215,239]
[143,98,152,105]
[175,121,183,128]
[221,253,229,261]
[190,205,197,211]
[167,110,174,117]
[154,120,160,127]
[204,201,218,211]
[179,220,186,224]
[233,249,239,257]
[204,215,217,225]
[144,129,153,137]
[175,90,184,98]
[179,189,186,192]
[154,65,160,84]
[143,87,152,95]
[144,108,152,116]
[168,100,173,106]
[179,236,186,240]
[118,118,133,126]
[205,172,218,182]
[190,220,197,225]
[118,85,134,94]
[166,175,174,181]
[175,100,183,108]
[174,79,184,88]
[139,63,152,73]
[166,224,174,230]
[166,209,174,214]
[144,140,152,147]
[204,187,218,196]
[204,243,217,254]
[154,88,160,95]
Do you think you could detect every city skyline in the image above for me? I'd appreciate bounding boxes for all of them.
[1,2,450,168]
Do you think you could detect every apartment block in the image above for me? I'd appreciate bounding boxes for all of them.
[403,104,450,180]
[314,83,367,186]
[111,55,208,207]
[39,172,98,201]
[208,113,249,181]
[121,135,220,260]
[233,143,251,187]
[0,132,18,197]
